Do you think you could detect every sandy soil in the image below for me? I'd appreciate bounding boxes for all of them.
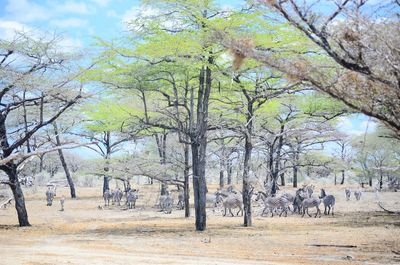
[0,184,399,265]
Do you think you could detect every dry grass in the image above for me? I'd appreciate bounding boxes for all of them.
[0,184,399,265]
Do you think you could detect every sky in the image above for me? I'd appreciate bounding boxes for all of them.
[0,0,377,158]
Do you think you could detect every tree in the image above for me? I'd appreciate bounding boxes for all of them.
[0,31,85,226]
[228,0,400,138]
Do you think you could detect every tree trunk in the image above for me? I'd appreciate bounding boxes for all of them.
[103,176,110,193]
[242,136,253,227]
[293,165,298,188]
[227,159,233,185]
[53,123,76,198]
[280,172,285,186]
[4,163,30,226]
[184,144,190,218]
[191,143,207,231]
[334,173,337,185]
[379,170,383,190]
[219,169,224,189]
[369,175,373,187]
[340,170,345,185]
[191,58,212,231]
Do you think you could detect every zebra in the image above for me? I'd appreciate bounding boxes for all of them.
[302,184,315,198]
[112,188,123,206]
[159,191,174,214]
[255,191,290,217]
[319,189,335,215]
[345,188,351,201]
[176,191,185,210]
[103,189,112,206]
[216,190,243,217]
[301,197,322,218]
[126,189,139,209]
[354,189,362,201]
[46,186,57,206]
[59,196,65,211]
[293,188,306,214]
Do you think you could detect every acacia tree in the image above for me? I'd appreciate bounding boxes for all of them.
[0,32,85,226]
[230,0,400,138]
[95,0,261,230]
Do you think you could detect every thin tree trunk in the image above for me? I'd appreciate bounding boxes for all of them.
[183,143,190,218]
[340,170,345,185]
[4,163,30,226]
[293,165,298,188]
[334,173,337,185]
[242,97,253,227]
[227,159,233,185]
[242,136,252,227]
[280,172,285,186]
[53,123,76,198]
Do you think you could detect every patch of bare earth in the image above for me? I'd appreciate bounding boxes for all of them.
[1,186,399,264]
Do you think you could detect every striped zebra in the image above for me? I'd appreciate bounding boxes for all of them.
[301,197,322,218]
[319,189,335,215]
[216,190,243,217]
[103,189,112,206]
[46,186,57,206]
[354,189,362,201]
[345,188,351,201]
[126,189,139,209]
[255,191,290,217]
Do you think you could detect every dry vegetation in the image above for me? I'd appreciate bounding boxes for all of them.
[1,184,399,265]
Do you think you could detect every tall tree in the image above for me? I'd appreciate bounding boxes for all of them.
[0,32,84,226]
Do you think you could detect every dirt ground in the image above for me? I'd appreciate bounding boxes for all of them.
[1,184,399,265]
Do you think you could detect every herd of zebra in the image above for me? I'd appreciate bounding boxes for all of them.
[44,183,363,217]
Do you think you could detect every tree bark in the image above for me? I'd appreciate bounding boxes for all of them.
[293,165,298,188]
[340,170,345,185]
[183,143,190,218]
[280,172,285,186]
[4,163,30,226]
[53,123,76,198]
[227,159,233,185]
[242,98,254,227]
[191,58,212,231]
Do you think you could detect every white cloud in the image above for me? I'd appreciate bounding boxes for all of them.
[5,0,51,22]
[336,116,377,136]
[3,0,90,24]
[50,18,88,28]
[89,0,111,7]
[59,37,83,51]
[0,19,33,40]
[56,1,90,15]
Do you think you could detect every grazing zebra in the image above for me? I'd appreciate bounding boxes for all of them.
[126,189,139,209]
[354,189,362,201]
[103,189,112,206]
[255,191,290,217]
[301,197,322,218]
[159,191,174,214]
[216,191,243,217]
[46,186,57,206]
[319,189,335,215]
[345,188,351,201]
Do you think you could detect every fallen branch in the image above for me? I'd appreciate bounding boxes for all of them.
[0,141,97,166]
[377,202,400,215]
[309,244,357,248]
